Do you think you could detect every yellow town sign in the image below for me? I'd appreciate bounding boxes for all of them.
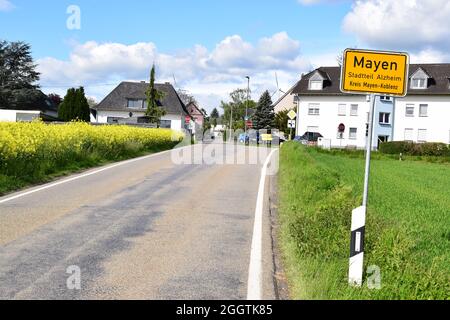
[341,49,409,96]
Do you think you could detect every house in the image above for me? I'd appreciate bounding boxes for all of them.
[186,101,205,127]
[272,80,300,114]
[0,91,59,122]
[0,109,41,122]
[292,64,450,149]
[92,81,191,131]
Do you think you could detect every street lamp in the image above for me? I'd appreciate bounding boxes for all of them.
[245,76,250,135]
[229,101,233,142]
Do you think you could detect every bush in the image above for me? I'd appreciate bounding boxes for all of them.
[380,141,450,156]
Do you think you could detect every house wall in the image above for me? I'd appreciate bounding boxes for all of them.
[296,95,371,149]
[373,96,395,148]
[274,93,296,113]
[0,109,41,122]
[95,111,185,131]
[393,96,450,144]
[296,94,450,148]
[187,105,204,127]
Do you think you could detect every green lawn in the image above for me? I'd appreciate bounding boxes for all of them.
[278,142,450,300]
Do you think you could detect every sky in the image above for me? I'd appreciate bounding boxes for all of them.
[1,0,450,112]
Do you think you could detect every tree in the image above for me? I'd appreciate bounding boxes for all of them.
[253,90,275,130]
[59,87,90,122]
[0,40,41,109]
[48,93,62,107]
[210,108,220,119]
[87,97,97,108]
[210,107,220,127]
[145,64,166,127]
[177,89,197,106]
[220,88,256,130]
[274,108,296,134]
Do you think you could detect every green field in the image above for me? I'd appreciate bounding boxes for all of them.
[278,143,450,300]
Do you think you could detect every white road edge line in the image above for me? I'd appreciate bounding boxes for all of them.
[0,145,191,205]
[247,148,278,300]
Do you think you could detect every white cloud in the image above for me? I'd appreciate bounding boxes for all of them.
[0,0,14,11]
[38,33,312,112]
[409,48,450,64]
[343,0,450,51]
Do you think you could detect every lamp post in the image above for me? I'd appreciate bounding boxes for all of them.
[245,76,250,135]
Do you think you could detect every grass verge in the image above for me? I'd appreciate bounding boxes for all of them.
[278,142,450,299]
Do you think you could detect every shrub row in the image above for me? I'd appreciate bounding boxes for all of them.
[379,141,450,156]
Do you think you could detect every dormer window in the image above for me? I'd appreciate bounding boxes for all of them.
[308,70,328,91]
[411,78,427,89]
[309,80,323,90]
[127,99,146,109]
[410,67,430,89]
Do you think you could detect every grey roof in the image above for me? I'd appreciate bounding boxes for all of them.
[95,81,189,115]
[293,64,450,96]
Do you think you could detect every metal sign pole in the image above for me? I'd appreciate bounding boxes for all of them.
[363,94,376,207]
[348,93,376,286]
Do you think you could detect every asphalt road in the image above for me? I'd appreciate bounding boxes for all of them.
[0,143,278,300]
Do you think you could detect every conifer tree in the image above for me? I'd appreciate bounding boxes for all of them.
[253,90,275,130]
[145,64,166,127]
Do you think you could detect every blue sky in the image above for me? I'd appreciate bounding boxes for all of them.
[1,0,353,58]
[1,0,449,111]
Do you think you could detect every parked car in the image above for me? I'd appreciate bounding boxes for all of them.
[238,133,249,144]
[294,132,323,145]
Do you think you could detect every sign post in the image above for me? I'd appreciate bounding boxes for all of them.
[287,111,297,141]
[341,48,409,287]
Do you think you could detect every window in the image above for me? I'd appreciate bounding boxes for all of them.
[338,104,346,116]
[349,128,357,140]
[419,104,428,117]
[309,80,323,90]
[293,95,300,103]
[406,105,415,117]
[307,126,319,132]
[379,112,391,125]
[404,128,414,141]
[308,104,320,115]
[350,104,358,116]
[16,113,39,122]
[160,120,172,129]
[380,96,392,102]
[411,78,427,89]
[418,129,427,143]
[127,99,144,109]
[107,117,124,124]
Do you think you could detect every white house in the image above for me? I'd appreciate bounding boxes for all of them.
[0,109,41,122]
[92,81,192,132]
[292,64,450,149]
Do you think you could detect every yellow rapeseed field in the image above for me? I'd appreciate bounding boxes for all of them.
[0,121,184,192]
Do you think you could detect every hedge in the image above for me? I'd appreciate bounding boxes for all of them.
[379,141,450,156]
